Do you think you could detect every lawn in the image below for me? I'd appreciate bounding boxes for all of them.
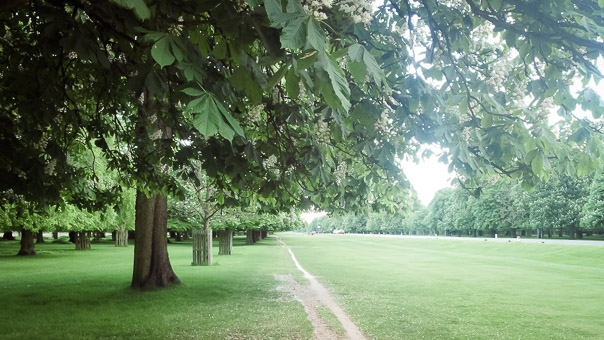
[0,236,312,340]
[2,234,603,340]
[280,233,604,340]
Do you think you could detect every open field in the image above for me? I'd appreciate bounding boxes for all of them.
[2,234,603,339]
[281,233,604,340]
[0,237,311,340]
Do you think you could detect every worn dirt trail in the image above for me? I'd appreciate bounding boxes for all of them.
[276,238,369,340]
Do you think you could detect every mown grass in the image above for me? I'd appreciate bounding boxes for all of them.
[280,233,604,340]
[0,236,312,340]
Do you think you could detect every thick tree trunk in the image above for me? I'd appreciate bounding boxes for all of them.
[116,225,128,247]
[93,231,104,242]
[547,230,552,238]
[246,230,254,245]
[175,231,182,242]
[131,191,180,290]
[68,231,76,243]
[128,230,136,240]
[261,230,267,239]
[52,231,58,240]
[219,229,233,255]
[252,230,260,242]
[17,230,36,256]
[183,231,189,241]
[75,231,91,250]
[3,231,15,240]
[35,231,45,243]
[111,231,116,241]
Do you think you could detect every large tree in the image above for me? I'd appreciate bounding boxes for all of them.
[3,0,604,289]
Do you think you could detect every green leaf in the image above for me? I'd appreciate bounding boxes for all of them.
[307,19,326,50]
[191,94,221,138]
[181,88,203,96]
[489,0,502,10]
[111,0,150,20]
[266,65,288,90]
[280,16,307,49]
[151,37,174,68]
[265,0,292,28]
[531,151,543,175]
[600,0,604,8]
[296,52,318,70]
[318,51,351,111]
[285,67,300,98]
[348,44,364,62]
[213,40,228,60]
[348,61,366,84]
[214,97,245,137]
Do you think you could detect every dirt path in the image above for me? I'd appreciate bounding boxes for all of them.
[276,238,369,340]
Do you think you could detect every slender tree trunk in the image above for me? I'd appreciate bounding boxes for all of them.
[183,231,190,241]
[201,222,212,265]
[175,231,182,242]
[131,191,180,290]
[192,229,203,265]
[3,231,15,240]
[511,229,517,238]
[17,230,36,256]
[219,229,233,255]
[246,230,254,245]
[52,231,58,240]
[112,231,116,241]
[75,231,91,250]
[116,225,128,247]
[577,230,583,239]
[261,230,267,239]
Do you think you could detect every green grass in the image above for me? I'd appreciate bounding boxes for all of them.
[0,236,312,340]
[279,234,604,340]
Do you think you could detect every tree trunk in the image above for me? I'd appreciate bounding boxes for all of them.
[128,230,136,240]
[510,229,517,238]
[192,229,203,265]
[111,231,116,241]
[68,231,76,243]
[35,231,45,243]
[75,231,91,250]
[246,230,254,245]
[183,231,189,241]
[558,229,563,237]
[3,231,15,240]
[261,230,267,239]
[17,230,36,256]
[175,231,182,242]
[131,191,180,290]
[577,230,583,239]
[547,230,552,238]
[569,226,575,240]
[219,229,233,255]
[116,225,128,247]
[52,231,59,240]
[93,231,104,242]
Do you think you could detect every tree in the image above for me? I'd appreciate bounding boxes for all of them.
[3,0,604,290]
[581,171,604,234]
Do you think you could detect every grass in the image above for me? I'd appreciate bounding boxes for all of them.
[0,236,312,340]
[279,233,604,340]
[317,306,346,337]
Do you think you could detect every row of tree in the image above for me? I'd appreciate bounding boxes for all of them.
[311,172,604,239]
[3,0,604,290]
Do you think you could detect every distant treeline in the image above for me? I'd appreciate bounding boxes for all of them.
[310,173,604,239]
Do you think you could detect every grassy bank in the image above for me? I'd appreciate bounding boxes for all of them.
[0,236,311,340]
[280,233,604,340]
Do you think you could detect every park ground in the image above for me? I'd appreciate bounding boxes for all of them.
[1,233,603,339]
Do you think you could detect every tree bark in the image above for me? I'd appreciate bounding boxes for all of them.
[3,231,15,240]
[131,191,180,290]
[246,230,254,245]
[192,218,212,266]
[116,225,128,247]
[577,230,583,239]
[52,231,59,240]
[35,231,45,243]
[75,231,91,250]
[261,230,267,239]
[68,231,76,243]
[175,231,182,242]
[17,230,36,256]
[219,229,233,255]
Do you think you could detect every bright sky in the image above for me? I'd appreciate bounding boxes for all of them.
[401,146,452,206]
